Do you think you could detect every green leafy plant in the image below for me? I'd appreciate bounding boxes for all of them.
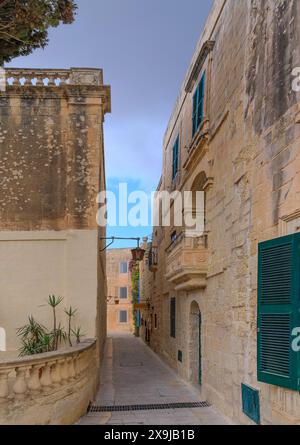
[48,294,64,350]
[0,0,77,65]
[55,322,67,347]
[131,262,140,331]
[17,295,84,356]
[71,327,85,344]
[17,316,46,344]
[64,306,77,346]
[17,317,53,356]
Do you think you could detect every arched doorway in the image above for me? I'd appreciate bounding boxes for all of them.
[189,301,202,385]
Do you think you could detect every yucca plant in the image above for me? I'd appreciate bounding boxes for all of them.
[38,333,53,353]
[17,294,84,356]
[19,339,41,357]
[64,306,77,346]
[54,323,67,350]
[71,327,85,344]
[48,295,63,351]
[17,316,46,344]
[18,330,53,357]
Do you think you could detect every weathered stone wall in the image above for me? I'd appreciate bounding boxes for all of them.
[0,69,110,360]
[0,83,109,230]
[143,0,300,425]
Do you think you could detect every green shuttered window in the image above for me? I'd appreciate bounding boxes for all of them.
[192,72,205,137]
[257,233,300,391]
[172,136,179,180]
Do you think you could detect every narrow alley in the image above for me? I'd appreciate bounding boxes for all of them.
[79,333,229,425]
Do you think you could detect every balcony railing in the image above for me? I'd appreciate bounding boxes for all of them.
[0,339,97,425]
[165,232,208,291]
[4,68,103,87]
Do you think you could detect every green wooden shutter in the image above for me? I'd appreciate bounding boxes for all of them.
[172,137,179,180]
[170,297,176,338]
[192,72,206,137]
[192,88,198,137]
[257,233,300,390]
[197,73,205,129]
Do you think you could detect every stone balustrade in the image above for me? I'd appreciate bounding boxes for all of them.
[0,339,98,425]
[4,68,103,87]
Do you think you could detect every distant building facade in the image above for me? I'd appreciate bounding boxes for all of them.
[140,0,300,425]
[107,248,134,333]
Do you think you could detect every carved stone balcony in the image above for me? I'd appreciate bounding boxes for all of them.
[165,232,208,291]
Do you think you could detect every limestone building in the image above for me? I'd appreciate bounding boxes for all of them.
[140,0,300,425]
[0,68,111,360]
[107,248,134,333]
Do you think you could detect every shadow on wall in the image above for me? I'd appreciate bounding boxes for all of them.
[0,328,6,351]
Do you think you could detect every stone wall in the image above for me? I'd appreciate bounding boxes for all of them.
[142,0,300,425]
[0,340,97,425]
[0,69,110,358]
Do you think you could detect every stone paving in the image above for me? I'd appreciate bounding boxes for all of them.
[78,333,229,425]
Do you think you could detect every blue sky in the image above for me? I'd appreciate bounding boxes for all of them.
[7,0,213,248]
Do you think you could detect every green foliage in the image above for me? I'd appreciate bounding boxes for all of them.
[131,268,139,305]
[17,316,53,356]
[19,334,53,356]
[71,326,85,344]
[64,306,77,346]
[48,294,64,308]
[17,295,84,356]
[0,0,77,65]
[47,294,63,350]
[131,263,140,330]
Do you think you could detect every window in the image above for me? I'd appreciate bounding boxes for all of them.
[192,72,206,137]
[172,136,179,180]
[280,211,300,236]
[257,233,300,391]
[120,262,128,274]
[119,310,128,323]
[171,231,177,243]
[119,287,128,299]
[154,314,157,329]
[170,297,176,338]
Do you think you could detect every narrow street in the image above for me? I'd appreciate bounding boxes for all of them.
[79,333,229,425]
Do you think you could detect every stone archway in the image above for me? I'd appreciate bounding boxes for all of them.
[189,301,202,385]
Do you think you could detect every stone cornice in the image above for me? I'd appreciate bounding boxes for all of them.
[0,85,111,114]
[184,40,215,93]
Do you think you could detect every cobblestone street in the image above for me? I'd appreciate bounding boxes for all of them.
[79,333,229,425]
